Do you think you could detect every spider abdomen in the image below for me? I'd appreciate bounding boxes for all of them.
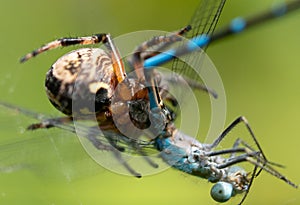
[45,48,118,116]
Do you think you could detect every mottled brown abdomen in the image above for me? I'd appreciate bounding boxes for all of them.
[45,48,118,116]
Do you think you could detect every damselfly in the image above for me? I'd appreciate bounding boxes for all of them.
[1,0,299,204]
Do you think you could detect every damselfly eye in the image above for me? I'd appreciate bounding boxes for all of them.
[210,182,233,203]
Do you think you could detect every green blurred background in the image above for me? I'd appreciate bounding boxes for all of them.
[0,0,300,204]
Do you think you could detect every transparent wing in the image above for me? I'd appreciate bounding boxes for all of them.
[0,101,170,178]
[0,103,104,180]
[172,0,226,80]
[0,102,111,177]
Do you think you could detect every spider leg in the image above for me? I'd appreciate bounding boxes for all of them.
[0,102,151,177]
[161,74,218,99]
[179,77,218,98]
[135,147,159,168]
[127,26,191,126]
[27,116,73,130]
[20,34,108,63]
[87,126,144,177]
[110,148,142,178]
[21,33,126,83]
[93,127,160,176]
[105,34,126,82]
[88,123,160,173]
[129,25,191,81]
[27,117,143,177]
[141,25,192,61]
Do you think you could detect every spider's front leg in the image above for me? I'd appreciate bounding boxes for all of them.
[20,33,109,63]
[27,116,74,130]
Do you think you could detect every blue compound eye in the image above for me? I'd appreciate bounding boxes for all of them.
[210,182,233,203]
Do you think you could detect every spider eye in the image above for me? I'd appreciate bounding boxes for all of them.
[210,182,233,203]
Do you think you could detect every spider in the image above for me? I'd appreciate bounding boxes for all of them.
[13,0,299,203]
[19,26,219,177]
[18,27,297,187]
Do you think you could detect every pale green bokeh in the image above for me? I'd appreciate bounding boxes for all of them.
[0,0,300,205]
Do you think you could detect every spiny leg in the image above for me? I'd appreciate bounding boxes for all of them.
[87,127,142,178]
[80,124,124,152]
[129,25,191,81]
[160,74,218,99]
[28,116,156,176]
[238,161,258,205]
[128,27,191,122]
[238,167,258,205]
[20,33,127,83]
[181,77,218,99]
[205,146,283,169]
[0,102,144,176]
[132,27,191,114]
[20,34,108,63]
[225,138,266,205]
[104,34,126,82]
[209,116,268,168]
[209,116,270,178]
[124,136,159,169]
[228,138,284,168]
[137,25,191,57]
[111,148,142,178]
[26,113,116,150]
[26,116,112,151]
[96,125,159,170]
[28,118,141,177]
[216,152,298,188]
[225,133,284,178]
[140,25,192,60]
[72,123,143,178]
[229,138,261,199]
[156,75,217,113]
[206,147,250,157]
[27,116,73,130]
